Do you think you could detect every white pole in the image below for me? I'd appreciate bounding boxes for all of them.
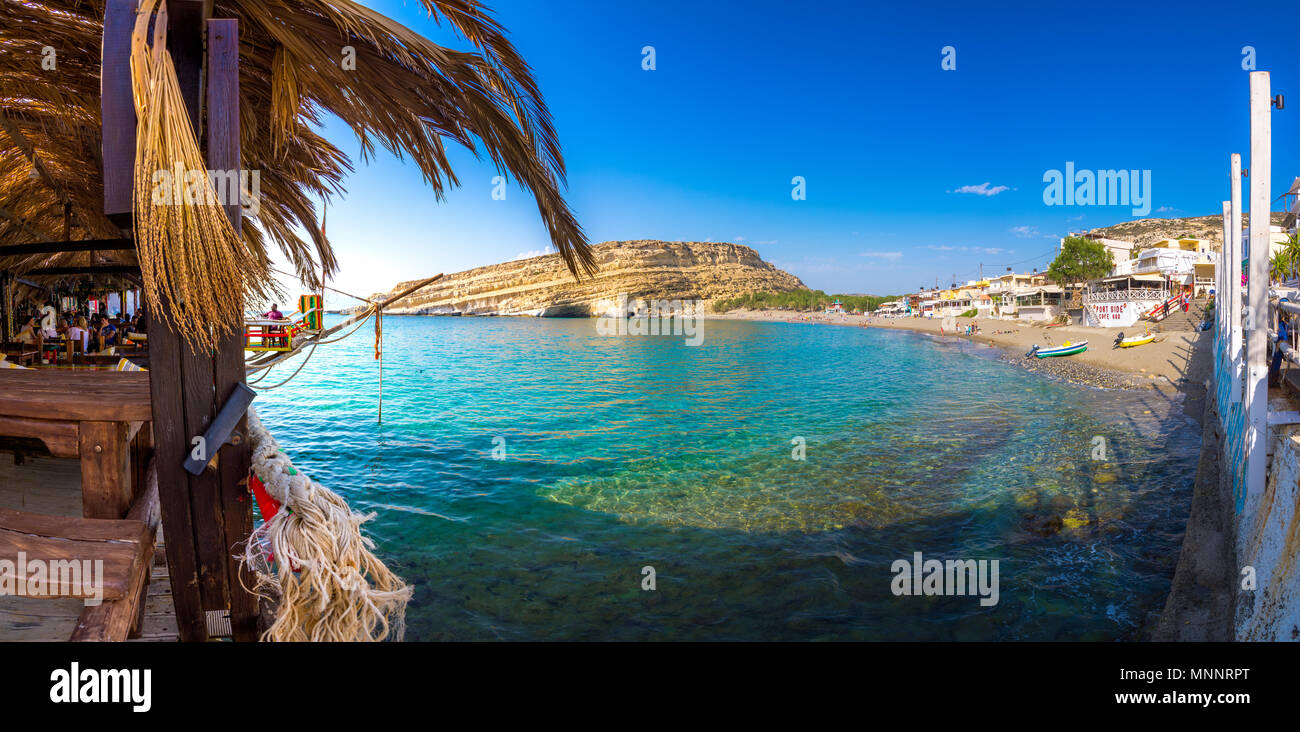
[1221,200,1230,348]
[1246,70,1271,509]
[1231,153,1244,401]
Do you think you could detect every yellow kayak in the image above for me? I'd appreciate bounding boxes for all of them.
[1117,334,1155,348]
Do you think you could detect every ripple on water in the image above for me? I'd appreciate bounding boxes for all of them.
[254,316,1197,640]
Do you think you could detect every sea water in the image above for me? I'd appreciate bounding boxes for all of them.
[254,315,1197,640]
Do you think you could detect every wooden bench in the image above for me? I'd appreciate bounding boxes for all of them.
[0,462,159,640]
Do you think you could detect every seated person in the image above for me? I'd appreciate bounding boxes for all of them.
[65,316,90,353]
[97,315,118,350]
[264,303,287,347]
[16,316,43,348]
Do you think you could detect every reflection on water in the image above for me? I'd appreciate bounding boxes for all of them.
[254,315,1196,640]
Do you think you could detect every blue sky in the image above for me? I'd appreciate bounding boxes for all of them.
[283,0,1300,304]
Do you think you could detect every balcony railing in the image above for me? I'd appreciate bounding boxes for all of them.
[1083,288,1169,303]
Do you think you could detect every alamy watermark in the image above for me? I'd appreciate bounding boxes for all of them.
[50,662,151,712]
[596,294,705,346]
[150,163,261,217]
[1043,162,1151,216]
[1,552,105,606]
[891,551,999,606]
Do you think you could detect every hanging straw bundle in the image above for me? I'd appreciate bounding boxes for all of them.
[242,407,412,641]
[130,0,270,352]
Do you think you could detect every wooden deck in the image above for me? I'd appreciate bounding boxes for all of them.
[0,454,178,641]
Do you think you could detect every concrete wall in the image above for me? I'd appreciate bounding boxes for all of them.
[1017,304,1060,321]
[1233,398,1300,640]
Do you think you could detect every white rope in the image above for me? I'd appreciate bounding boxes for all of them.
[242,406,412,641]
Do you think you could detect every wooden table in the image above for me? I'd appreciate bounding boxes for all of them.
[1,345,37,367]
[0,370,152,519]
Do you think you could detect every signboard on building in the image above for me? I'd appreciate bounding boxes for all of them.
[1084,300,1164,328]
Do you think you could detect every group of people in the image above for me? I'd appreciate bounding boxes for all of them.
[11,300,147,357]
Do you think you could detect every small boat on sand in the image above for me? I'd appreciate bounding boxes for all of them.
[1114,332,1155,349]
[1026,340,1087,358]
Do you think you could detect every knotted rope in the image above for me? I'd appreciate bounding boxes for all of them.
[241,407,411,641]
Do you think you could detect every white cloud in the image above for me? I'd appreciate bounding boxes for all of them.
[511,247,554,261]
[1010,225,1041,238]
[860,251,903,261]
[950,182,1010,197]
[1156,206,1179,213]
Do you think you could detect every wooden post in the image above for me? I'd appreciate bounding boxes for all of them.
[117,0,217,642]
[1,271,10,344]
[1246,71,1271,513]
[208,17,259,642]
[101,0,137,225]
[98,0,208,641]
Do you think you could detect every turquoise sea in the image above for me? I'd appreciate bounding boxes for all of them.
[253,314,1198,641]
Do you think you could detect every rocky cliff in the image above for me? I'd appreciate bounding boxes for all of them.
[1083,212,1288,247]
[359,240,806,317]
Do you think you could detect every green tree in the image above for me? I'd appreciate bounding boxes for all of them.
[712,289,904,313]
[1283,232,1300,282]
[1047,236,1114,304]
[1271,251,1289,283]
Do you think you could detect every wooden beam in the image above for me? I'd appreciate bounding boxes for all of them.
[25,265,140,277]
[0,272,9,343]
[208,17,259,642]
[0,204,51,241]
[169,1,210,139]
[101,0,138,218]
[0,113,85,234]
[167,0,228,614]
[123,0,215,642]
[146,299,207,641]
[142,0,227,632]
[0,239,133,257]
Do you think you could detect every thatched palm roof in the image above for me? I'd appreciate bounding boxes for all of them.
[0,0,592,296]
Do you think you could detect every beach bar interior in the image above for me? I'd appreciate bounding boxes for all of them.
[2,0,592,641]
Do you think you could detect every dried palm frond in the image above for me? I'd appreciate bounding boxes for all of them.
[0,0,594,299]
[131,0,269,352]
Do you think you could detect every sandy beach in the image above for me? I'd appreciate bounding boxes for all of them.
[711,309,1211,395]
